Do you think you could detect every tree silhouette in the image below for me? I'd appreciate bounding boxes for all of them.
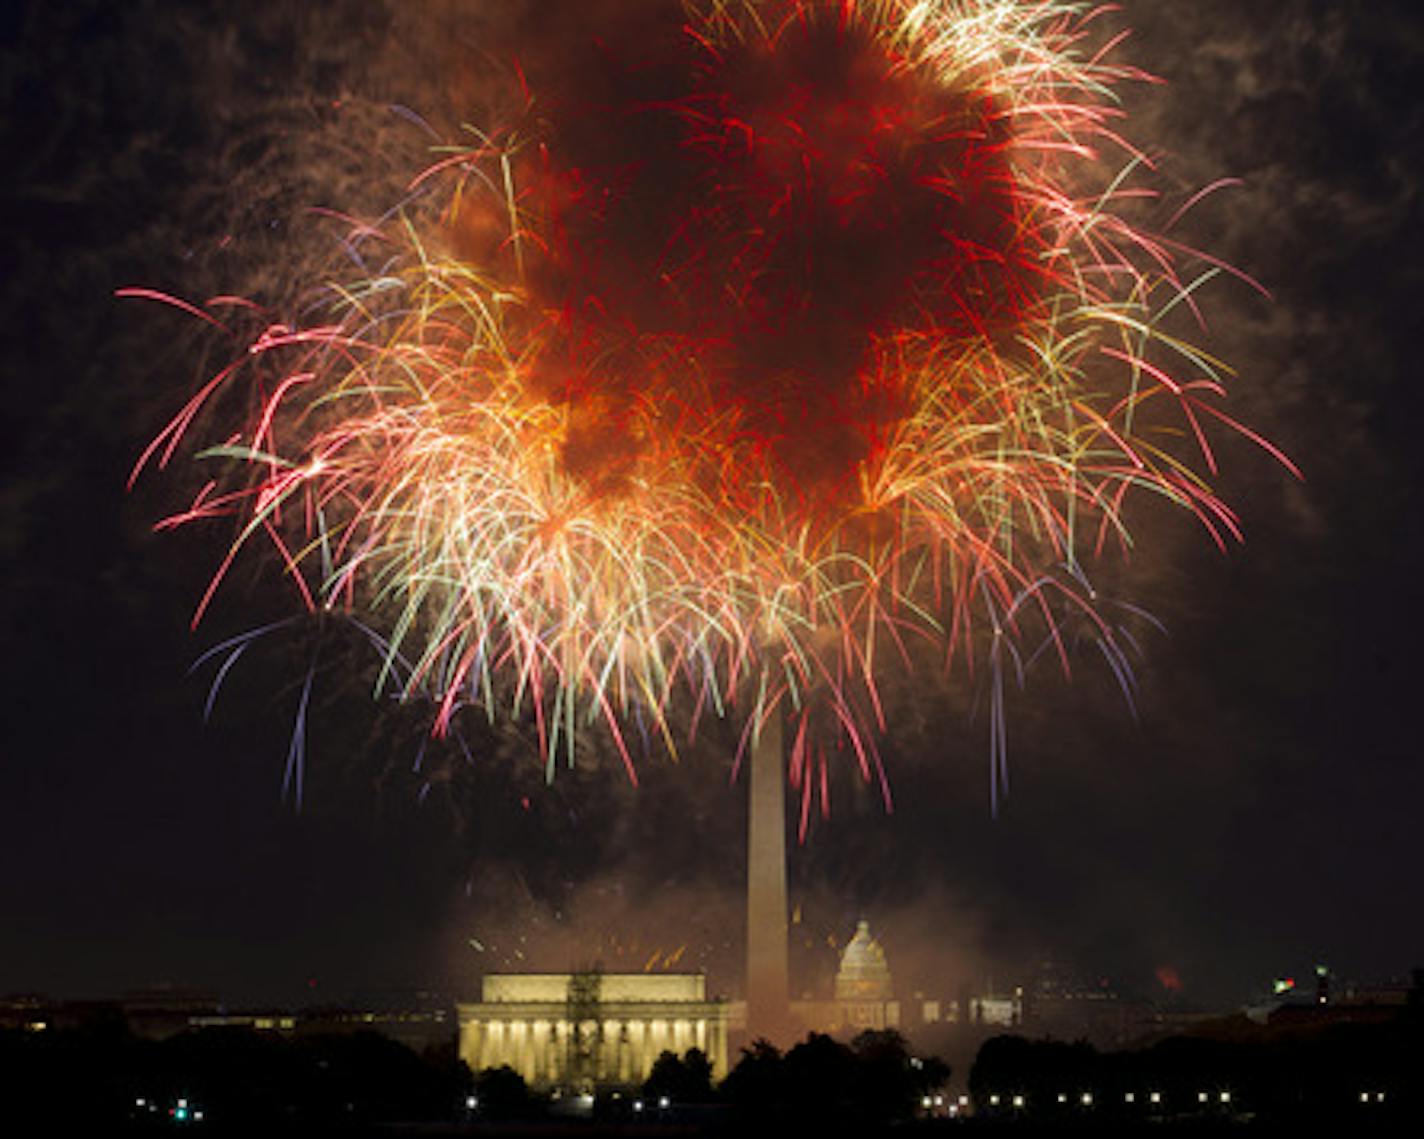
[643,1047,714,1103]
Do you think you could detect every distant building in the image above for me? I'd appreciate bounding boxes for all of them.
[302,989,456,1053]
[0,994,57,1033]
[187,1011,296,1034]
[972,991,1023,1027]
[121,985,220,1040]
[784,919,902,1036]
[457,973,728,1088]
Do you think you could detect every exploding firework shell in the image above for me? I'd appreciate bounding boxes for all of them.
[133,1,1292,818]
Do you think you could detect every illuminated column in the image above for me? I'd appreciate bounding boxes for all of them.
[461,1019,478,1072]
[747,705,790,1042]
[484,1020,500,1072]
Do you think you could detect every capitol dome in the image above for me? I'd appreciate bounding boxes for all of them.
[835,920,894,1001]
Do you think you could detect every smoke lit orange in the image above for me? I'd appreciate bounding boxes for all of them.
[130,1,1294,817]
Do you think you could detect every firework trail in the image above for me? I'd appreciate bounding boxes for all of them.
[129,1,1294,818]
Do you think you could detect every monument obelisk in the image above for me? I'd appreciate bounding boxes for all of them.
[745,704,790,1042]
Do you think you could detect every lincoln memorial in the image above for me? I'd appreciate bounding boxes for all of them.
[457,972,729,1088]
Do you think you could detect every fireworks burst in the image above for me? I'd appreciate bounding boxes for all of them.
[130,1,1293,819]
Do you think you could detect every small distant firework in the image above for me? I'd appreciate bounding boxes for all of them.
[131,1,1292,815]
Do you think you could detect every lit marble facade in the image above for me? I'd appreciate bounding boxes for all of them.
[778,920,901,1036]
[458,973,728,1088]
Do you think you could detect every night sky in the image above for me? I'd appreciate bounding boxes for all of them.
[2,1,1421,1011]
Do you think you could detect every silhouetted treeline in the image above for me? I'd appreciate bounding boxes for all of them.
[0,1017,469,1133]
[969,1000,1423,1128]
[643,1044,715,1103]
[719,1028,950,1124]
[15,1008,1421,1132]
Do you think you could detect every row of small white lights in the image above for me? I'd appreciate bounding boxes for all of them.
[983,1091,1218,1107]
[978,1089,1390,1108]
[467,1093,673,1111]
